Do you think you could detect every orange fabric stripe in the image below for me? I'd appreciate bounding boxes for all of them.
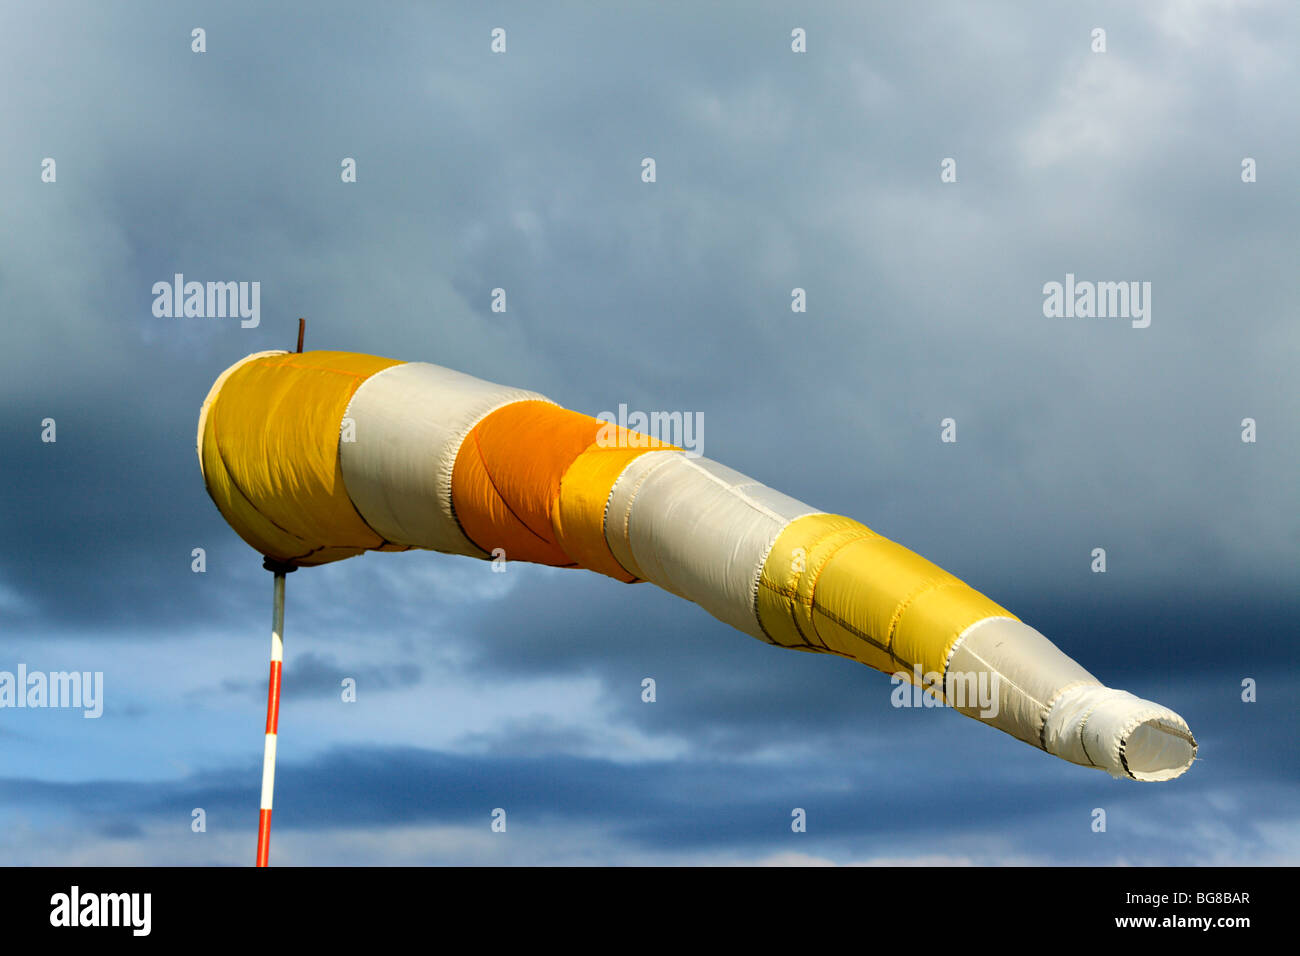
[452,401,676,571]
[453,402,603,566]
[555,444,665,582]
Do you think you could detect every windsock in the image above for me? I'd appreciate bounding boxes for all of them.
[199,350,1197,781]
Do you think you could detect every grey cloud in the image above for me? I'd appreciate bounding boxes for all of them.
[0,0,1295,865]
[218,651,420,701]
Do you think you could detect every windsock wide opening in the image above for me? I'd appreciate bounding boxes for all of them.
[1122,718,1197,782]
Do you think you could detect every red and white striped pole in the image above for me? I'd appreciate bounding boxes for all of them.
[256,559,294,866]
[255,321,305,867]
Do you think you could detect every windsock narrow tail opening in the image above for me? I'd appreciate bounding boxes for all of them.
[1041,684,1197,781]
[1123,720,1199,781]
[945,617,1197,781]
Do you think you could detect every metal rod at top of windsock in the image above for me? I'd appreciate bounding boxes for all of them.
[198,349,1197,782]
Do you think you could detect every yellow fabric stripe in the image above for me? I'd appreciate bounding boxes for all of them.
[201,417,315,561]
[199,351,307,561]
[756,513,1016,679]
[200,351,403,565]
[553,444,667,582]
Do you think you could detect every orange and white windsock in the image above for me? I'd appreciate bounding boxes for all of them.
[199,350,1197,781]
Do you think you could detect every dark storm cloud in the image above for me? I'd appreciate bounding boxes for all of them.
[1,0,1294,641]
[0,0,1295,865]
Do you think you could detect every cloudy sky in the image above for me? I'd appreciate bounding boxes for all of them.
[1,0,1296,865]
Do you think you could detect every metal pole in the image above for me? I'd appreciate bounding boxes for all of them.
[256,559,294,866]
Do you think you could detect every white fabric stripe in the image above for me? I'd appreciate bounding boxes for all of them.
[1043,685,1196,781]
[260,734,277,809]
[943,616,1097,748]
[942,616,1195,779]
[339,362,553,556]
[605,453,818,638]
[602,451,679,583]
[676,456,792,524]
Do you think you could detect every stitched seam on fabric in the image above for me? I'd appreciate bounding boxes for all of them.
[596,449,656,581]
[784,595,822,650]
[331,400,394,551]
[441,396,554,554]
[886,577,964,669]
[952,644,1052,727]
[679,457,789,523]
[810,603,913,671]
[617,452,683,574]
[554,442,629,572]
[1076,705,1102,769]
[749,516,801,644]
[940,616,1020,705]
[758,576,830,651]
[210,407,309,556]
[1039,680,1101,752]
[801,527,875,652]
[469,428,557,552]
